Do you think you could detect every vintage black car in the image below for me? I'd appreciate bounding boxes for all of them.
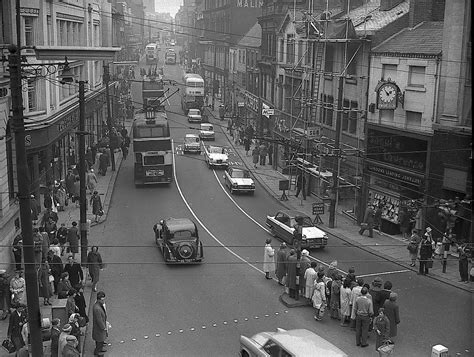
[153,218,203,263]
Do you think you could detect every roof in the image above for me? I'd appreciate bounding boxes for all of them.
[372,21,444,55]
[165,218,196,233]
[348,0,410,36]
[238,22,262,48]
[253,329,347,357]
[277,209,310,218]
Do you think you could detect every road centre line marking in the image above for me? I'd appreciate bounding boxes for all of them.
[358,269,411,278]
[211,170,348,276]
[172,143,265,275]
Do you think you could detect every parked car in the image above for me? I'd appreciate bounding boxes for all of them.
[183,134,201,154]
[199,123,215,140]
[240,328,347,357]
[153,218,203,264]
[203,145,228,169]
[265,210,328,249]
[223,167,255,194]
[187,109,202,123]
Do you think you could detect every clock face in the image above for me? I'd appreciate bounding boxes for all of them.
[379,84,397,103]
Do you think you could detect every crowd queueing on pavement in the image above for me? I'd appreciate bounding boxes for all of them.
[263,237,399,354]
[0,155,113,355]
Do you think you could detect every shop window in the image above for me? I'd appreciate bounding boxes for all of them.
[406,111,422,127]
[408,66,425,87]
[320,94,334,127]
[382,64,397,81]
[346,45,358,78]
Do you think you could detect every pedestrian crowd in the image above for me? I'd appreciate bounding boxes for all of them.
[264,238,400,352]
[1,182,107,354]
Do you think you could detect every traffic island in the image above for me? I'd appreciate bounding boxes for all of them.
[279,293,311,308]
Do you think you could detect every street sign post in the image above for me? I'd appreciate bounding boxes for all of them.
[262,108,274,117]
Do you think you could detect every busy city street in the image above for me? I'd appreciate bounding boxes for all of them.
[79,51,471,356]
[0,1,471,357]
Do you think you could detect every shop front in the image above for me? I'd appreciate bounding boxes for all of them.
[365,125,429,235]
[26,89,107,206]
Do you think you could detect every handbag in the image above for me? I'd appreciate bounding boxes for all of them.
[2,338,15,353]
[426,259,434,269]
[98,209,104,217]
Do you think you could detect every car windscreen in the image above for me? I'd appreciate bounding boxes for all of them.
[169,230,195,241]
[232,170,250,178]
[290,216,313,227]
[185,137,199,143]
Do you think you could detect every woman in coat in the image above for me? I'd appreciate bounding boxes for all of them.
[330,274,342,320]
[339,278,352,326]
[90,191,103,223]
[312,272,326,321]
[383,292,400,338]
[38,260,52,305]
[299,250,311,297]
[304,262,317,299]
[374,307,391,350]
[47,251,63,295]
[252,146,259,169]
[275,243,288,285]
[57,272,73,299]
[263,239,275,280]
[86,170,98,195]
[87,246,103,292]
[66,290,79,318]
[56,184,67,212]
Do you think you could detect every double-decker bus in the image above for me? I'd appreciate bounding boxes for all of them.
[165,50,177,64]
[145,43,159,64]
[181,73,205,114]
[132,111,173,185]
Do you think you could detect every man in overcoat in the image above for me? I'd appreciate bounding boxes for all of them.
[92,291,108,355]
[286,249,298,298]
[359,204,375,238]
[275,243,288,285]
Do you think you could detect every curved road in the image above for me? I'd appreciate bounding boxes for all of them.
[83,49,472,357]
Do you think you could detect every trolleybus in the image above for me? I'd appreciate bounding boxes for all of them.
[132,111,173,185]
[145,43,159,64]
[181,73,205,114]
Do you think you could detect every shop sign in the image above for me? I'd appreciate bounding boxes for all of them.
[243,90,259,112]
[236,0,263,7]
[58,109,79,133]
[237,102,244,107]
[262,108,274,117]
[367,164,422,186]
[367,128,427,173]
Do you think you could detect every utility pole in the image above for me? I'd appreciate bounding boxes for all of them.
[8,43,43,356]
[257,72,263,138]
[77,81,88,265]
[329,75,344,228]
[103,64,116,171]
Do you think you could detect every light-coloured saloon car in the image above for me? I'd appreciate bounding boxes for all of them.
[187,108,202,123]
[199,123,215,140]
[266,210,328,249]
[183,134,201,154]
[223,167,255,195]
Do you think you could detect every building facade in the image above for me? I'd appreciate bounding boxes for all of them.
[0,0,117,269]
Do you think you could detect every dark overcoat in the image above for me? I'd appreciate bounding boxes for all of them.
[286,254,298,289]
[275,248,288,280]
[87,251,103,282]
[92,301,107,342]
[383,299,400,337]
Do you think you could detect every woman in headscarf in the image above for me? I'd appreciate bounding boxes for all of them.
[374,307,391,350]
[10,270,26,306]
[299,250,311,297]
[57,272,73,299]
[339,278,352,326]
[383,292,400,338]
[312,272,326,321]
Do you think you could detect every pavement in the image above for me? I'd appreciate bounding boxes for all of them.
[204,98,473,295]
[0,120,131,356]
